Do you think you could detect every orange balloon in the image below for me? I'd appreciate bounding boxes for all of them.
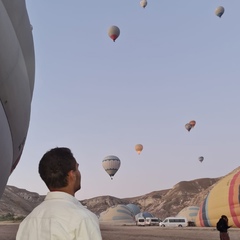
[189,120,196,127]
[135,144,143,154]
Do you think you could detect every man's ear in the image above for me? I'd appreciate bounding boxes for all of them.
[68,170,76,181]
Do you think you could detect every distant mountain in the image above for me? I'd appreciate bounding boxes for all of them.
[0,186,44,220]
[81,177,219,219]
[0,177,220,220]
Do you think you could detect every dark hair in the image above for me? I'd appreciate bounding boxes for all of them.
[39,147,77,189]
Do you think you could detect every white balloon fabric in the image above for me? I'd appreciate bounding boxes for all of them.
[140,0,147,8]
[102,155,121,179]
[0,0,35,198]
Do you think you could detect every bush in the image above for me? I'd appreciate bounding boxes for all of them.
[0,213,25,222]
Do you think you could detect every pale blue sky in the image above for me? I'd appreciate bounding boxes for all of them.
[8,0,240,200]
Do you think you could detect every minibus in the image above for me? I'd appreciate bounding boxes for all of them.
[136,217,146,226]
[145,217,159,226]
[159,217,187,227]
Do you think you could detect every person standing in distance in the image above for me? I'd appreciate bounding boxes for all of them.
[216,215,231,240]
[16,147,102,240]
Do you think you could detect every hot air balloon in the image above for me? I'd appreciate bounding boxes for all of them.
[102,155,121,179]
[176,206,200,223]
[198,156,204,163]
[185,123,192,132]
[215,6,225,18]
[140,0,147,8]
[0,0,35,198]
[135,144,143,154]
[189,120,196,128]
[108,26,120,42]
[196,167,240,227]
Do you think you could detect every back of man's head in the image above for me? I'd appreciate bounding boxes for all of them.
[38,147,76,189]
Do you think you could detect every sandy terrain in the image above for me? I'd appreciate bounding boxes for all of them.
[1,223,240,240]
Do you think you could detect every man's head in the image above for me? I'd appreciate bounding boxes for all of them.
[221,215,228,221]
[39,147,81,195]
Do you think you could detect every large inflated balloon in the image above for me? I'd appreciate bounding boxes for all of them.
[135,144,143,155]
[196,167,240,227]
[198,156,204,163]
[0,0,35,198]
[140,0,147,8]
[176,206,200,222]
[215,6,225,18]
[102,155,121,179]
[108,26,120,42]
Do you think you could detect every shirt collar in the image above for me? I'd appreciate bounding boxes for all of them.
[45,191,82,205]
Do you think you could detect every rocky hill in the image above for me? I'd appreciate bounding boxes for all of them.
[0,186,44,220]
[0,176,220,220]
[81,177,219,219]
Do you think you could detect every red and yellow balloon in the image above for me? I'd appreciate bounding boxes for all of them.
[196,168,240,227]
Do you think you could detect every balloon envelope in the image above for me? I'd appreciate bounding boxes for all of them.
[215,6,225,18]
[135,144,143,154]
[108,26,120,42]
[102,155,121,179]
[189,120,196,128]
[198,156,204,163]
[176,206,200,222]
[140,0,147,8]
[196,167,240,227]
[185,123,192,132]
[0,0,35,198]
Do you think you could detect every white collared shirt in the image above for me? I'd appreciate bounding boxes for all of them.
[16,191,102,240]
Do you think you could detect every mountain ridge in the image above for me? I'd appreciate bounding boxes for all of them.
[0,176,221,220]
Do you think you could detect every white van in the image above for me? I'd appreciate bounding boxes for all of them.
[136,217,146,226]
[159,217,187,227]
[145,217,159,226]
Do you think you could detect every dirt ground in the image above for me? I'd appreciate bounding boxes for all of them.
[1,222,240,240]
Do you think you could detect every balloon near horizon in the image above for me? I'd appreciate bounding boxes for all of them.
[196,167,240,227]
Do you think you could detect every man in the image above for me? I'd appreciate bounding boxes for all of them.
[216,215,231,240]
[16,147,102,240]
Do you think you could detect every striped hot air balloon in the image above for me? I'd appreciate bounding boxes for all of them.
[196,168,240,227]
[102,155,121,179]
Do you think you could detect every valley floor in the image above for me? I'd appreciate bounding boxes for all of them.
[1,222,240,240]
